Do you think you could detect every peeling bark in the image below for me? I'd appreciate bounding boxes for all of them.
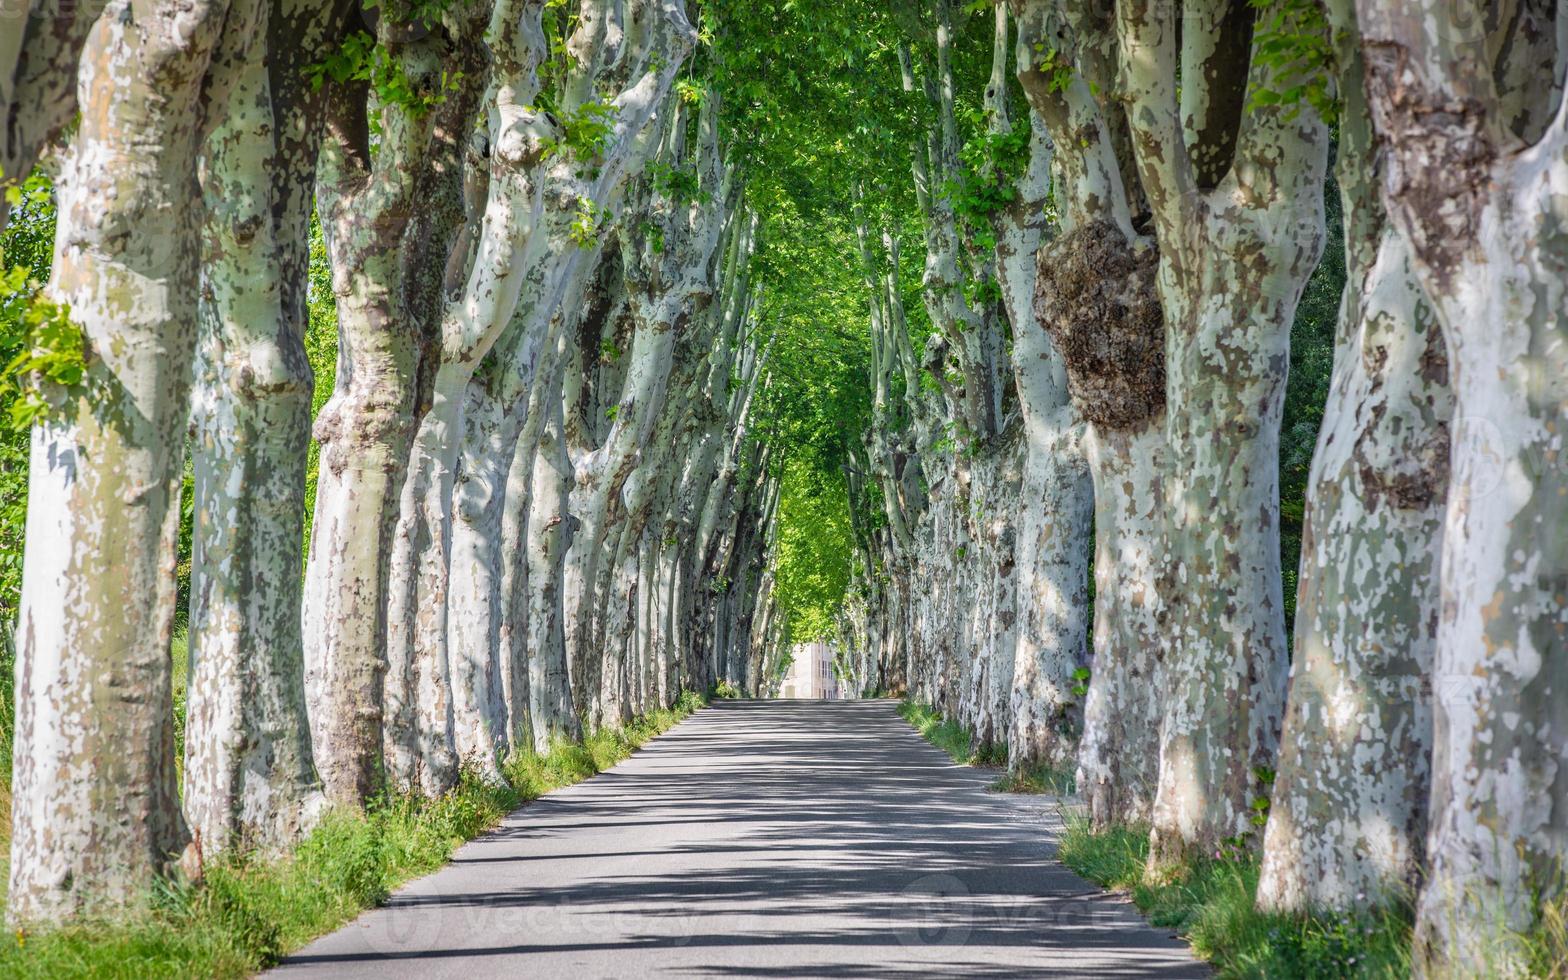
[1035,213,1166,830]
[185,15,325,855]
[387,0,696,789]
[1117,0,1328,870]
[305,6,485,805]
[1258,0,1450,912]
[9,0,233,922]
[382,0,555,795]
[1078,423,1166,827]
[1354,1,1568,970]
[0,0,107,228]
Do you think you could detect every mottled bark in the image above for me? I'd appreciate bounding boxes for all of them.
[976,5,1090,767]
[1009,0,1144,777]
[963,430,1022,750]
[185,17,324,855]
[303,5,486,806]
[574,96,726,725]
[0,1,107,228]
[382,0,555,795]
[1034,208,1166,831]
[495,337,570,754]
[8,0,232,922]
[1353,1,1568,970]
[389,0,695,788]
[1077,423,1166,827]
[524,379,579,746]
[1258,0,1450,912]
[1117,0,1328,870]
[901,7,1004,444]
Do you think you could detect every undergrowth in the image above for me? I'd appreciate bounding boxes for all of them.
[989,763,1075,795]
[0,689,707,978]
[1057,816,1412,978]
[1527,891,1568,977]
[897,700,1012,767]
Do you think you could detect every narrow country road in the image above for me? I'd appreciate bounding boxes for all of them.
[272,701,1205,978]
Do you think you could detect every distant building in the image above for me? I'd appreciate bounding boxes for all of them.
[779,640,840,700]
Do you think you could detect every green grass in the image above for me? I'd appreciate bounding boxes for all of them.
[897,700,1006,767]
[0,689,707,978]
[1526,892,1568,977]
[708,680,741,700]
[1057,817,1413,979]
[896,699,1074,793]
[171,629,189,789]
[989,763,1075,795]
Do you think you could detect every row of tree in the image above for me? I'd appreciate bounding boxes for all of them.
[834,1,1565,975]
[2,0,790,925]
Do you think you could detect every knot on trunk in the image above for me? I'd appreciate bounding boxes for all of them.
[493,110,552,172]
[1036,219,1165,431]
[1361,40,1496,289]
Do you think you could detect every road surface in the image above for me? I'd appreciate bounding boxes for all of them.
[272,699,1205,978]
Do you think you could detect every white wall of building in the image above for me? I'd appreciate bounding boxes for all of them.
[778,640,840,700]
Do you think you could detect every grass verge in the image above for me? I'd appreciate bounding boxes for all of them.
[896,699,1075,792]
[1057,816,1413,978]
[898,700,993,764]
[896,696,1078,796]
[0,689,707,978]
[989,763,1075,795]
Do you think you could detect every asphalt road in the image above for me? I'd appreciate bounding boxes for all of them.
[271,699,1206,978]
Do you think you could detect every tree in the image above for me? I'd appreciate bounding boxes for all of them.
[1011,0,1165,829]
[0,1,106,230]
[9,0,236,921]
[304,0,491,806]
[1116,0,1329,871]
[383,0,697,792]
[990,2,1094,771]
[1257,0,1450,914]
[183,0,333,856]
[1353,0,1568,970]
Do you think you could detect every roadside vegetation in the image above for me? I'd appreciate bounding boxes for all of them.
[902,693,1420,977]
[1058,818,1412,979]
[898,700,1072,793]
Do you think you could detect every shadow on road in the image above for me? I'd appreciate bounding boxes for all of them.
[272,700,1206,979]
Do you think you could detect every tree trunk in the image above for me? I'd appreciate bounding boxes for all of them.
[8,0,231,922]
[304,10,483,807]
[1077,422,1166,826]
[999,119,1092,769]
[1034,202,1167,828]
[1354,2,1568,969]
[0,2,107,230]
[185,19,324,855]
[990,11,1096,767]
[525,376,580,746]
[386,0,695,786]
[1117,0,1328,870]
[381,4,557,794]
[1258,3,1450,910]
